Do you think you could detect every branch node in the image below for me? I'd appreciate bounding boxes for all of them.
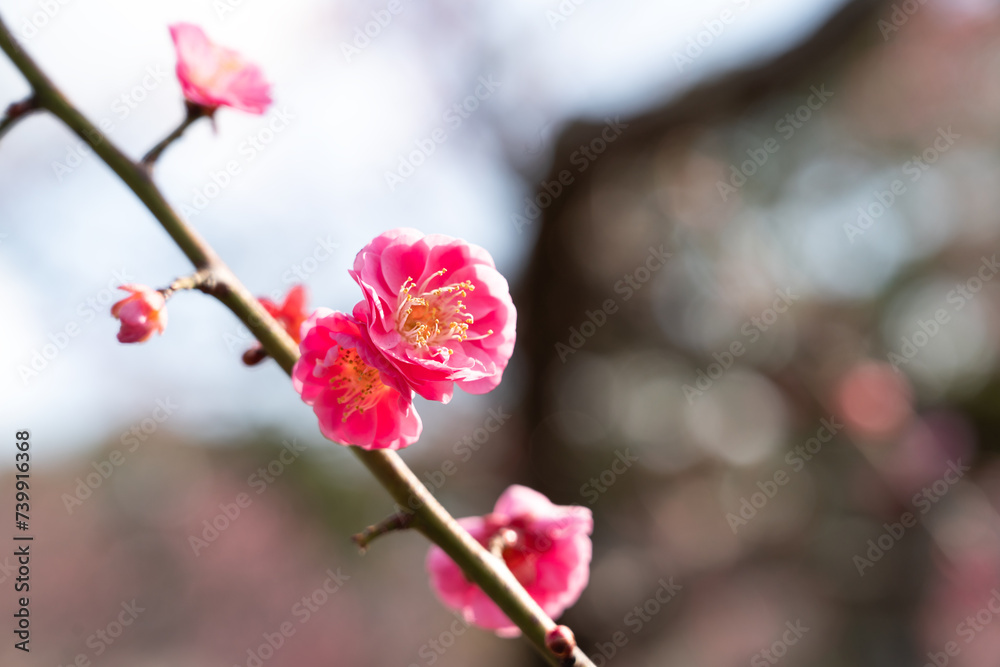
[352,511,416,554]
[163,268,214,298]
[0,94,40,141]
[140,101,213,169]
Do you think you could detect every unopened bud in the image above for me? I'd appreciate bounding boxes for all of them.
[242,345,268,366]
[546,625,576,660]
[111,284,167,343]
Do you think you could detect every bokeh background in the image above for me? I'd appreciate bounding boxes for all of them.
[4,0,1000,665]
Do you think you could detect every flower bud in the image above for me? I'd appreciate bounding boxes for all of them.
[111,284,167,343]
[546,625,577,660]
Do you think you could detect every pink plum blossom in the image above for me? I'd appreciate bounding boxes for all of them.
[260,284,309,345]
[426,485,593,636]
[350,228,517,403]
[244,285,310,366]
[169,23,272,114]
[111,284,167,343]
[292,309,421,450]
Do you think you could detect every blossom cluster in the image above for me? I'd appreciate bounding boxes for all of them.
[294,229,516,448]
[105,23,590,639]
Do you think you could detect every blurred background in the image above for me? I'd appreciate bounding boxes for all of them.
[4,0,1000,665]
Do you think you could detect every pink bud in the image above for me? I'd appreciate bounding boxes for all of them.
[259,285,309,344]
[168,23,272,115]
[546,625,577,659]
[110,284,167,344]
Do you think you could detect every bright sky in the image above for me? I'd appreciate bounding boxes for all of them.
[0,0,845,461]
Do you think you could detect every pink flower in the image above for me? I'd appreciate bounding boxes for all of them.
[260,285,309,345]
[426,485,593,636]
[292,309,421,450]
[111,284,167,343]
[244,285,310,366]
[350,228,517,403]
[169,23,272,114]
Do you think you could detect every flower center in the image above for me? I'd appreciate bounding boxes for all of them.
[319,347,389,420]
[192,49,244,91]
[395,269,479,353]
[498,528,539,586]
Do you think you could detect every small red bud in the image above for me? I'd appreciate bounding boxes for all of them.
[242,345,268,366]
[546,625,576,660]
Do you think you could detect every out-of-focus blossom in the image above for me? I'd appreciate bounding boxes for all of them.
[834,361,913,440]
[261,285,309,344]
[243,286,310,365]
[169,23,272,114]
[350,228,517,403]
[111,284,167,344]
[292,309,421,450]
[426,485,592,636]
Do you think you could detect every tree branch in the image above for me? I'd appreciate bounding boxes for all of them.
[0,14,594,666]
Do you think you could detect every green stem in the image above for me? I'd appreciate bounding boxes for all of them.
[141,101,212,168]
[0,14,594,667]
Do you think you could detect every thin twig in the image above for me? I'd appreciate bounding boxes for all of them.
[161,268,215,298]
[141,101,212,169]
[351,512,416,553]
